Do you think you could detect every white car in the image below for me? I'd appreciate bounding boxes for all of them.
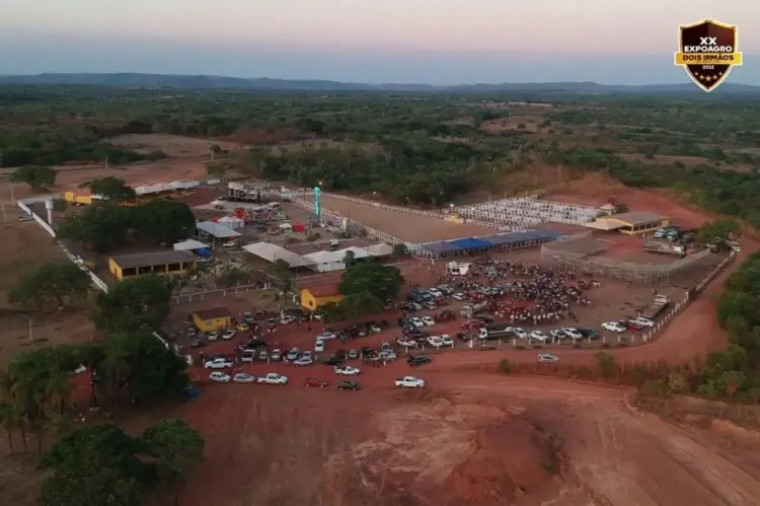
[440,334,454,347]
[631,316,654,328]
[207,331,219,341]
[209,371,231,382]
[286,348,301,361]
[562,327,583,340]
[409,317,424,328]
[221,329,236,340]
[395,376,425,388]
[204,358,234,369]
[334,365,361,376]
[397,338,418,348]
[549,329,567,340]
[452,293,466,301]
[257,373,288,385]
[421,316,436,326]
[233,372,256,383]
[428,288,443,298]
[73,364,87,374]
[530,330,548,342]
[601,321,627,333]
[378,350,397,361]
[426,336,444,348]
[538,354,559,363]
[316,331,337,341]
[512,327,528,339]
[293,356,313,366]
[314,339,325,353]
[280,315,296,325]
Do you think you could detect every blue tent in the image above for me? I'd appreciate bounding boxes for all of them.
[423,241,465,254]
[449,237,492,251]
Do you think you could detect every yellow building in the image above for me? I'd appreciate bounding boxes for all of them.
[300,284,344,311]
[108,250,197,281]
[191,307,232,332]
[587,212,670,236]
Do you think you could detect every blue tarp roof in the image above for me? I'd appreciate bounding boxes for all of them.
[449,237,492,250]
[483,229,563,246]
[423,241,465,253]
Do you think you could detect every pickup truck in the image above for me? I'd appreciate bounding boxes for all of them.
[204,358,234,369]
[395,376,425,388]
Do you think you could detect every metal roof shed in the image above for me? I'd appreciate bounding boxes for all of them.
[242,242,314,268]
[196,220,242,239]
[449,237,492,251]
[173,239,209,251]
[366,243,393,257]
[423,241,465,254]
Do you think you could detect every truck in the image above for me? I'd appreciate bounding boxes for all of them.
[395,376,425,388]
[641,297,670,321]
[460,301,488,318]
[644,240,685,256]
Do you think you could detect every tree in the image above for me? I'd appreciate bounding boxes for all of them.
[9,262,90,308]
[339,263,403,303]
[270,259,294,295]
[10,165,56,189]
[89,177,136,202]
[0,400,19,453]
[57,202,132,252]
[39,423,153,506]
[100,332,188,406]
[140,418,204,506]
[131,200,196,246]
[94,275,171,332]
[342,249,356,269]
[391,243,409,259]
[339,291,383,319]
[698,219,740,246]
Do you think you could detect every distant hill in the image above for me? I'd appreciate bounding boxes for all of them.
[0,73,759,94]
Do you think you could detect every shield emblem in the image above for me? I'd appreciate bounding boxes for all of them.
[675,19,741,92]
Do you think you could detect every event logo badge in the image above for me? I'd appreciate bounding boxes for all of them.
[674,19,743,92]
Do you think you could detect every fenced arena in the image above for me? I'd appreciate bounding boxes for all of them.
[452,196,604,230]
[541,232,718,285]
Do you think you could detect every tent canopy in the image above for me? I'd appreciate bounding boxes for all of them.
[173,239,209,251]
[423,241,464,254]
[449,237,491,251]
[196,220,242,238]
[242,242,314,267]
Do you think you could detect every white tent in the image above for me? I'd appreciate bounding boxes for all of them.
[242,242,315,268]
[173,239,209,251]
[366,243,393,257]
[302,247,371,272]
[218,216,245,230]
[196,220,242,239]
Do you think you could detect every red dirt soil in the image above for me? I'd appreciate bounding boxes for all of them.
[319,195,494,242]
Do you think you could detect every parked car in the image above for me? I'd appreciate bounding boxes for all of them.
[233,373,256,383]
[286,348,301,361]
[293,356,314,366]
[314,339,325,353]
[270,349,283,361]
[395,376,425,388]
[602,321,627,333]
[408,355,432,367]
[428,288,443,298]
[190,338,205,349]
[243,312,254,324]
[562,327,583,340]
[236,322,249,331]
[209,372,231,382]
[513,327,528,339]
[426,336,444,348]
[257,373,288,385]
[421,316,436,326]
[304,377,329,388]
[630,316,654,328]
[440,335,454,347]
[322,355,344,366]
[334,365,361,376]
[453,293,466,301]
[317,331,337,341]
[258,349,269,361]
[409,317,424,328]
[241,350,255,363]
[221,329,237,340]
[207,331,220,341]
[337,380,361,391]
[549,329,567,340]
[347,349,359,360]
[530,330,548,342]
[204,358,234,369]
[280,315,296,325]
[538,354,559,363]
[378,350,397,361]
[397,337,418,348]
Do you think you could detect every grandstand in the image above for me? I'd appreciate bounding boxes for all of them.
[420,229,563,259]
[452,196,603,229]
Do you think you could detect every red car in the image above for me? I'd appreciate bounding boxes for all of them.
[304,377,329,388]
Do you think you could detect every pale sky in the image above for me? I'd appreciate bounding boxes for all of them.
[0,0,757,84]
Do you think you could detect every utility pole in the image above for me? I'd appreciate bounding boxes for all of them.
[28,317,34,341]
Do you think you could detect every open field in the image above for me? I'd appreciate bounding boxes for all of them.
[319,195,494,242]
[107,133,244,158]
[0,222,94,367]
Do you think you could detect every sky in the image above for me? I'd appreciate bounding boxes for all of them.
[0,0,758,84]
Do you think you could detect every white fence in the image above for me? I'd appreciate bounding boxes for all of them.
[17,200,110,293]
[172,282,272,305]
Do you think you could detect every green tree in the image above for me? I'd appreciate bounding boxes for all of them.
[698,219,740,246]
[89,177,137,202]
[391,243,409,258]
[666,373,688,394]
[594,351,616,379]
[140,418,204,506]
[339,263,403,303]
[9,262,91,308]
[39,458,141,506]
[57,202,132,252]
[99,332,188,406]
[270,259,294,295]
[342,249,356,269]
[339,291,383,319]
[94,275,171,332]
[0,399,20,453]
[131,200,196,246]
[10,165,56,189]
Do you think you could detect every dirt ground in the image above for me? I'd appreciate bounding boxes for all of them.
[318,195,494,242]
[107,134,243,158]
[0,222,94,367]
